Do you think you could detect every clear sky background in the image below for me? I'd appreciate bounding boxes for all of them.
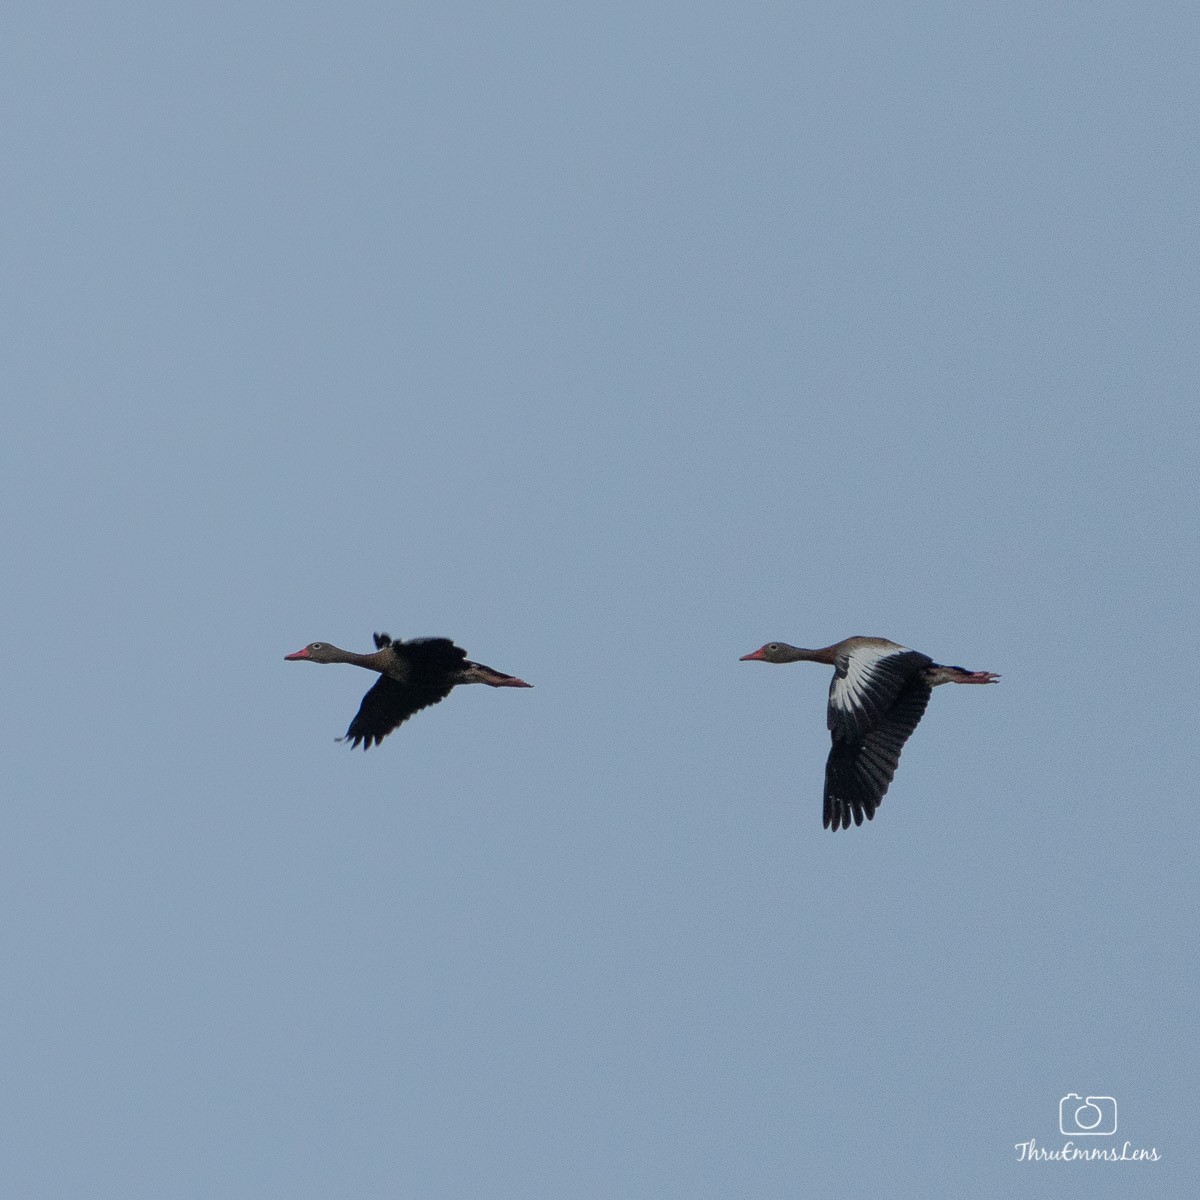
[3,3,1196,1197]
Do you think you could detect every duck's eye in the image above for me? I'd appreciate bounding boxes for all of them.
[311,643,324,650]
[767,643,779,652]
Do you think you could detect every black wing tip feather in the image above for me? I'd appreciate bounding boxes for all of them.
[373,632,392,649]
[823,790,878,831]
[823,747,878,831]
[822,752,894,831]
[337,733,379,750]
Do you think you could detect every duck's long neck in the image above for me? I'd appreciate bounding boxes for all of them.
[328,646,392,671]
[778,644,838,664]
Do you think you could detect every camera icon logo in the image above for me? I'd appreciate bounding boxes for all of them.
[1059,1093,1118,1136]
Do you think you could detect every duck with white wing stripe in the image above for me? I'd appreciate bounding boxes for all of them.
[740,636,999,830]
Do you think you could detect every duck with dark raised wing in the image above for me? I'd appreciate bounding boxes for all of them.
[740,636,998,830]
[285,632,532,749]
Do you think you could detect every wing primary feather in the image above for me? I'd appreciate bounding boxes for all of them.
[822,672,933,829]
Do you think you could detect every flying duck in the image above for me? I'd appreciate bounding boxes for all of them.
[740,636,998,829]
[285,633,531,748]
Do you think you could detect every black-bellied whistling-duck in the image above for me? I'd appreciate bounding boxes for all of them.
[739,637,998,830]
[285,633,532,749]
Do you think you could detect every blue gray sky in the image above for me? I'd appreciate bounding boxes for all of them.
[3,2,1196,1196]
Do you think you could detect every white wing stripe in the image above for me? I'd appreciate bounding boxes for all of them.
[830,645,909,714]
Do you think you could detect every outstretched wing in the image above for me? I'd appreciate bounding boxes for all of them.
[827,646,931,742]
[339,637,470,749]
[340,674,455,749]
[398,637,469,673]
[823,673,932,830]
